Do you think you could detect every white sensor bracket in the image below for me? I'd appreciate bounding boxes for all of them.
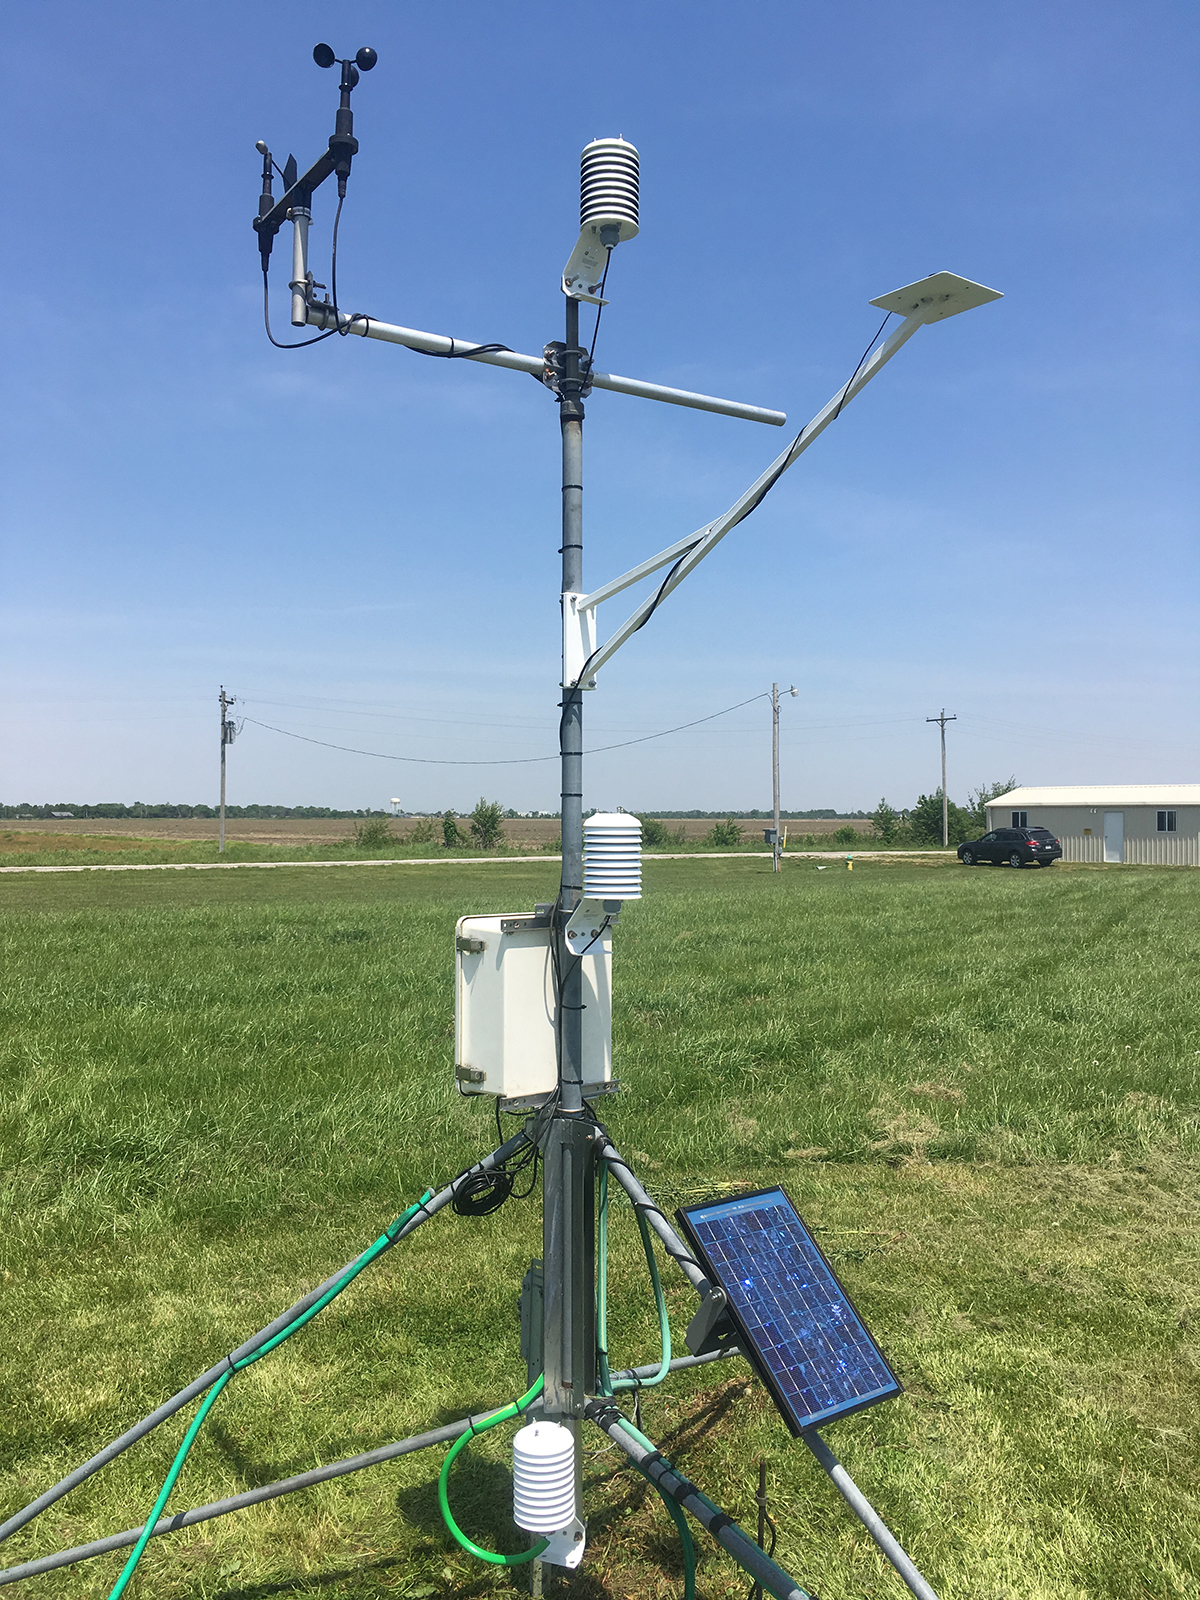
[540,1516,587,1569]
[564,898,620,947]
[562,227,613,304]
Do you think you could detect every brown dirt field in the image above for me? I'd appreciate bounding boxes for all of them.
[0,814,873,849]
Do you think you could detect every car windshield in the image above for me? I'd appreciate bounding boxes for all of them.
[1028,828,1056,839]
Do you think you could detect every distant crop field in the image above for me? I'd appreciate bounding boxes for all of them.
[0,858,1197,1599]
[0,814,885,871]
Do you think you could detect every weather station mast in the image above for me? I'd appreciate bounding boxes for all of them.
[0,44,1002,1600]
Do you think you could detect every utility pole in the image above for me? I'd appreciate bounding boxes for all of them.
[770,683,798,873]
[219,688,237,853]
[926,709,956,847]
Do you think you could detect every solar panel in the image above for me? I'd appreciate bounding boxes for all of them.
[676,1187,901,1435]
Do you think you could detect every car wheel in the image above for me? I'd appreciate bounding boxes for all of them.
[1008,851,1024,868]
[1039,859,1055,868]
[960,849,975,865]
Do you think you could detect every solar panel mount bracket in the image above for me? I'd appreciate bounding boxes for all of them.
[684,1287,739,1357]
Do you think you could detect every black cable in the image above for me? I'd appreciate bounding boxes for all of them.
[263,268,338,349]
[411,338,514,360]
[583,248,613,378]
[263,194,370,349]
[631,309,897,571]
[830,309,892,421]
[450,1168,514,1217]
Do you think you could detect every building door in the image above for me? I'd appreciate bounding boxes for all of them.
[1103,811,1124,863]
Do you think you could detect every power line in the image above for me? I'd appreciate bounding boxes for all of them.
[241,693,771,767]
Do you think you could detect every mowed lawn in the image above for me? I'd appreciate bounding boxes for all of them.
[0,858,1197,1600]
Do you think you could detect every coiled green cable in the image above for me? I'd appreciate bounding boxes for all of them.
[437,1375,548,1565]
[107,1189,433,1598]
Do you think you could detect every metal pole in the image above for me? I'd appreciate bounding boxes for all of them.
[802,1429,940,1600]
[218,687,228,854]
[559,295,585,1108]
[753,1456,768,1600]
[926,710,956,848]
[772,683,781,873]
[542,295,595,1469]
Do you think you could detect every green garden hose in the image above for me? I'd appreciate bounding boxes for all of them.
[437,1375,548,1565]
[106,1189,433,1598]
[615,1414,697,1600]
[594,1167,692,1596]
[596,1163,672,1394]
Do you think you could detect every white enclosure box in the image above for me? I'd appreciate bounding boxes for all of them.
[454,913,612,1101]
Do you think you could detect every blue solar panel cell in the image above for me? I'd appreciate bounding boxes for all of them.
[676,1187,900,1434]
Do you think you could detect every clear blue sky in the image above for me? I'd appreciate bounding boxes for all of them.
[3,1,1196,815]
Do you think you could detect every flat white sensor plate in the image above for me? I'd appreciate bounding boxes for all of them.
[869,271,1003,322]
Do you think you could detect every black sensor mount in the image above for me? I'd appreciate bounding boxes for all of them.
[253,44,377,265]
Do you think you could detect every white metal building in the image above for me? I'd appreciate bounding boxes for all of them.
[985,786,1200,866]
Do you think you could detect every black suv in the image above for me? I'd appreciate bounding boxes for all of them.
[958,826,1062,868]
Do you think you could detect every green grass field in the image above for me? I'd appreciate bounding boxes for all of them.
[1,858,1197,1599]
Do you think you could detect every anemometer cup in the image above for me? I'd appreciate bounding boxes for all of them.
[313,43,377,73]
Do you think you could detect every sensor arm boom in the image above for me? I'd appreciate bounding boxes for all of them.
[567,312,924,683]
[303,303,786,425]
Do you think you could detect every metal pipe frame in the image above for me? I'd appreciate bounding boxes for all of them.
[303,302,787,425]
[0,1347,746,1588]
[586,1400,816,1600]
[802,1430,940,1600]
[0,1131,529,1547]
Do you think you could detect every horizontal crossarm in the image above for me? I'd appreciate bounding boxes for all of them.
[305,304,786,425]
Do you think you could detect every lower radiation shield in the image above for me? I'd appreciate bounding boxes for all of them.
[676,1187,901,1435]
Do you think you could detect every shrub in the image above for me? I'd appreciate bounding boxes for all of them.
[469,798,505,850]
[868,799,900,846]
[966,777,1017,833]
[909,791,973,846]
[833,824,859,847]
[640,812,678,851]
[406,817,435,844]
[706,818,744,848]
[352,815,396,852]
[442,810,466,848]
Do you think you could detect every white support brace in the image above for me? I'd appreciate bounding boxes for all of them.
[562,592,598,690]
[567,272,1001,686]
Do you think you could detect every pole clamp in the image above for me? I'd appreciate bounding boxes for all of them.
[540,342,594,402]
